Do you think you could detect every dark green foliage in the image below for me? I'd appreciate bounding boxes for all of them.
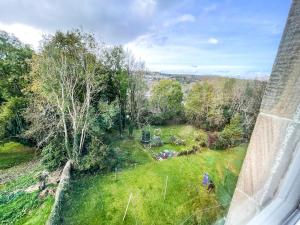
[149,113,166,125]
[0,31,33,101]
[102,46,129,135]
[76,137,126,172]
[0,97,27,139]
[0,31,32,139]
[41,140,67,171]
[209,114,244,149]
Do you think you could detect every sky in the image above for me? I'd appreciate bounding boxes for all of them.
[0,0,292,78]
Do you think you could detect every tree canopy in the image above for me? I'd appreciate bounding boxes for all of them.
[150,79,183,123]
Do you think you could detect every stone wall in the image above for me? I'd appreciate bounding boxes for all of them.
[225,0,300,224]
[47,160,72,225]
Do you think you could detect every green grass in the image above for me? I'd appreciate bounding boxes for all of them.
[143,125,201,153]
[15,197,54,225]
[111,138,153,165]
[61,124,247,225]
[115,125,204,158]
[0,151,54,225]
[0,142,36,169]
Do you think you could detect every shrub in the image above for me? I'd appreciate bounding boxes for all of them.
[211,134,229,150]
[149,114,165,125]
[208,114,244,150]
[76,137,127,172]
[194,130,208,147]
[169,135,185,146]
[42,140,67,171]
[221,114,244,147]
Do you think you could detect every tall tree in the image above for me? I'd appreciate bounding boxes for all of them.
[27,30,101,162]
[150,79,183,122]
[126,51,147,128]
[0,31,33,140]
[185,81,224,130]
[102,46,128,135]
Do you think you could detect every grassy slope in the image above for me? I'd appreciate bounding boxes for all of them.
[0,142,36,169]
[0,142,54,225]
[61,125,247,225]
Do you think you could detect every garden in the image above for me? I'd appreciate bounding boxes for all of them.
[60,125,247,225]
[0,30,265,224]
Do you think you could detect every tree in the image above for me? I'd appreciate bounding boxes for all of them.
[0,31,33,140]
[27,30,102,163]
[126,51,147,128]
[222,79,266,138]
[221,113,244,146]
[102,46,128,135]
[185,81,224,130]
[150,79,183,123]
[208,113,244,149]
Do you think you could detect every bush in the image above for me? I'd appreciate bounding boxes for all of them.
[76,137,126,172]
[211,134,229,150]
[221,114,243,147]
[194,130,208,147]
[208,114,244,150]
[169,135,185,145]
[149,113,166,125]
[42,141,67,171]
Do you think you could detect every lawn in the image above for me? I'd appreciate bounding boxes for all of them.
[0,159,55,225]
[114,124,206,160]
[139,124,202,153]
[0,142,37,170]
[0,142,54,225]
[61,125,247,225]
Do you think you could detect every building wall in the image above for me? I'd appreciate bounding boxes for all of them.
[225,0,300,224]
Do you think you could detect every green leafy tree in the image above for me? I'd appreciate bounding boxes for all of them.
[0,31,33,140]
[102,46,129,135]
[26,30,102,164]
[185,81,224,130]
[150,79,183,123]
[210,113,244,149]
[221,113,244,146]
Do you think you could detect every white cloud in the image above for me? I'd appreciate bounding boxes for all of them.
[163,14,195,27]
[208,38,219,44]
[0,22,46,49]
